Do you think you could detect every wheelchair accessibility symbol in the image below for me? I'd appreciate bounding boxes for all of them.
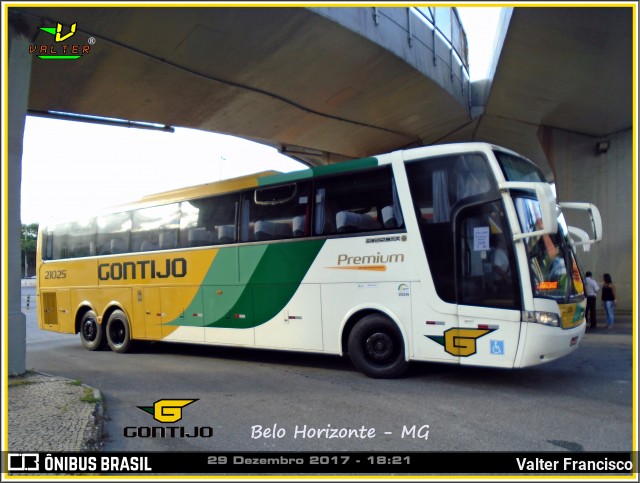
[490,340,504,355]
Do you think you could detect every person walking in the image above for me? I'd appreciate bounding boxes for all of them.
[601,273,617,329]
[584,271,599,329]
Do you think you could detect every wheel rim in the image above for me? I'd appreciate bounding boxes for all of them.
[82,318,98,342]
[365,331,397,363]
[110,319,125,346]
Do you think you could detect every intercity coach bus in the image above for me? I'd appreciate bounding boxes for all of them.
[36,143,601,378]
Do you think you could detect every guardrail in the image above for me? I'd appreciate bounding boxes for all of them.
[419,6,469,97]
[372,6,470,97]
[413,7,469,71]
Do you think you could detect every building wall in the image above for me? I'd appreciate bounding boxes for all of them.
[545,128,634,313]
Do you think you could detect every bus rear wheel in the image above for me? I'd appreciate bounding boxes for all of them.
[106,309,133,353]
[80,310,106,351]
[347,314,409,378]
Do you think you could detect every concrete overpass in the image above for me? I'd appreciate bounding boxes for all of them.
[6,5,635,373]
[11,6,472,164]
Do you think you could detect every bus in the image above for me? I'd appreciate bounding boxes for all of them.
[36,142,602,378]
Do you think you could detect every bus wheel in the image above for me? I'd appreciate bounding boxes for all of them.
[106,310,133,353]
[348,314,409,379]
[80,310,105,351]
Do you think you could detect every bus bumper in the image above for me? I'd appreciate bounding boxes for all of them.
[516,321,586,367]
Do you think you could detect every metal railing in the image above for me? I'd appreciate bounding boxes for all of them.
[413,7,469,71]
[371,6,470,97]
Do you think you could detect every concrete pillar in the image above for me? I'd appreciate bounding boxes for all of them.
[540,127,633,314]
[8,15,33,375]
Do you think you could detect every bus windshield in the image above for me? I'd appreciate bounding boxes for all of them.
[513,197,584,303]
[494,150,547,183]
[494,149,585,303]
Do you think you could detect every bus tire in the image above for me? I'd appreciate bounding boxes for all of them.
[347,314,409,378]
[79,310,106,351]
[106,309,133,353]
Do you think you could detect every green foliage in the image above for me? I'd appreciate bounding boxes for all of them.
[81,388,101,404]
[21,223,38,278]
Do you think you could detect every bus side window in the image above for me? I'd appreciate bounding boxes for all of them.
[313,188,336,235]
[132,203,179,253]
[44,231,54,260]
[97,212,132,256]
[45,223,70,260]
[159,230,178,250]
[186,227,213,247]
[181,201,216,247]
[180,193,239,247]
[140,238,159,252]
[242,182,310,242]
[313,166,400,236]
[67,218,96,258]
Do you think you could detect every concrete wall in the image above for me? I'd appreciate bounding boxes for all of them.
[543,127,634,313]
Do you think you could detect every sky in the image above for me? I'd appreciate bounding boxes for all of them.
[20,119,305,224]
[18,6,502,226]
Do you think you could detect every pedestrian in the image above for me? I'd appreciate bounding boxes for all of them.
[601,273,617,329]
[584,271,599,329]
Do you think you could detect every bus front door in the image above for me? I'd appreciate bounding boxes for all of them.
[455,201,521,367]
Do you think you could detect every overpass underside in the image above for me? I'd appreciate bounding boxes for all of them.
[15,6,471,166]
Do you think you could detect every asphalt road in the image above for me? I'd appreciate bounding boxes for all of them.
[20,285,634,454]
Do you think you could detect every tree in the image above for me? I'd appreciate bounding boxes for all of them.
[21,223,38,278]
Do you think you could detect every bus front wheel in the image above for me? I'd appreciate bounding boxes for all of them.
[347,314,409,378]
[106,310,133,353]
[80,310,106,351]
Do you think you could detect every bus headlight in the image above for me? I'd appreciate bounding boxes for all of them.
[522,310,561,327]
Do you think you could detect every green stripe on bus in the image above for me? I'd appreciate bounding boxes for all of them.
[311,157,378,176]
[167,239,325,329]
[258,170,313,187]
[257,157,379,187]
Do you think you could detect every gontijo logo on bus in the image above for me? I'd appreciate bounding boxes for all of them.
[29,22,94,60]
[427,328,496,357]
[98,258,187,281]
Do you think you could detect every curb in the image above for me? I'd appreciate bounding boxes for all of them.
[81,385,106,452]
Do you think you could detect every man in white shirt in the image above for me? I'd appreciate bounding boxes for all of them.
[584,271,600,329]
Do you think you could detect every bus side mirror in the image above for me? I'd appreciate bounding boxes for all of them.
[498,181,558,241]
[566,226,592,251]
[559,202,603,246]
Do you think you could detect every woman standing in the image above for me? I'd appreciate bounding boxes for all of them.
[601,273,617,329]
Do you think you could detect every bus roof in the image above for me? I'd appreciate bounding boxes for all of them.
[135,170,280,206]
[257,157,379,187]
[123,156,380,209]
